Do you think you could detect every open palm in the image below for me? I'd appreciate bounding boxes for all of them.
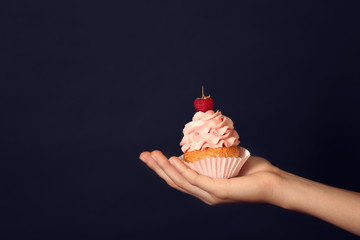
[140,151,281,205]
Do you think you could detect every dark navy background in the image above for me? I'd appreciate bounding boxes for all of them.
[1,1,360,239]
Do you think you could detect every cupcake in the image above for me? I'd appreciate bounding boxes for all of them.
[178,87,250,178]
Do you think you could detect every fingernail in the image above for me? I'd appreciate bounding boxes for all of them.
[169,158,174,166]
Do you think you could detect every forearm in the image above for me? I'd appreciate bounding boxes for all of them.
[272,170,360,236]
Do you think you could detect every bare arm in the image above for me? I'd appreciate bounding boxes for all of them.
[139,151,360,236]
[273,170,360,235]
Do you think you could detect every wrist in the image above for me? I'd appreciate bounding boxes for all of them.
[264,168,294,209]
[269,169,311,211]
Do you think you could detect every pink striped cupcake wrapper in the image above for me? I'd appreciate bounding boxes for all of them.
[177,147,250,179]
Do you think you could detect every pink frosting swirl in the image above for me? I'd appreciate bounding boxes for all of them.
[180,110,240,153]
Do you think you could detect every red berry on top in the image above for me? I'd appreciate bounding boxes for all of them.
[193,86,214,112]
[194,97,213,112]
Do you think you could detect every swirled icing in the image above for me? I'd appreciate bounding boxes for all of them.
[180,110,240,153]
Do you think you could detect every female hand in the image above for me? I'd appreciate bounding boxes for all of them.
[140,150,360,235]
[139,150,282,205]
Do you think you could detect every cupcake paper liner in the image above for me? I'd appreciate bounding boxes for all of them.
[177,147,250,179]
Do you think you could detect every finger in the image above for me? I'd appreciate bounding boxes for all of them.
[140,152,214,201]
[140,152,191,194]
[151,151,216,204]
[170,157,231,198]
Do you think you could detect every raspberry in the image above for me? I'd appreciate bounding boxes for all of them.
[193,86,214,112]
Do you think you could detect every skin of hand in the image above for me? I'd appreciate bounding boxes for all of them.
[139,150,360,236]
[139,150,282,206]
